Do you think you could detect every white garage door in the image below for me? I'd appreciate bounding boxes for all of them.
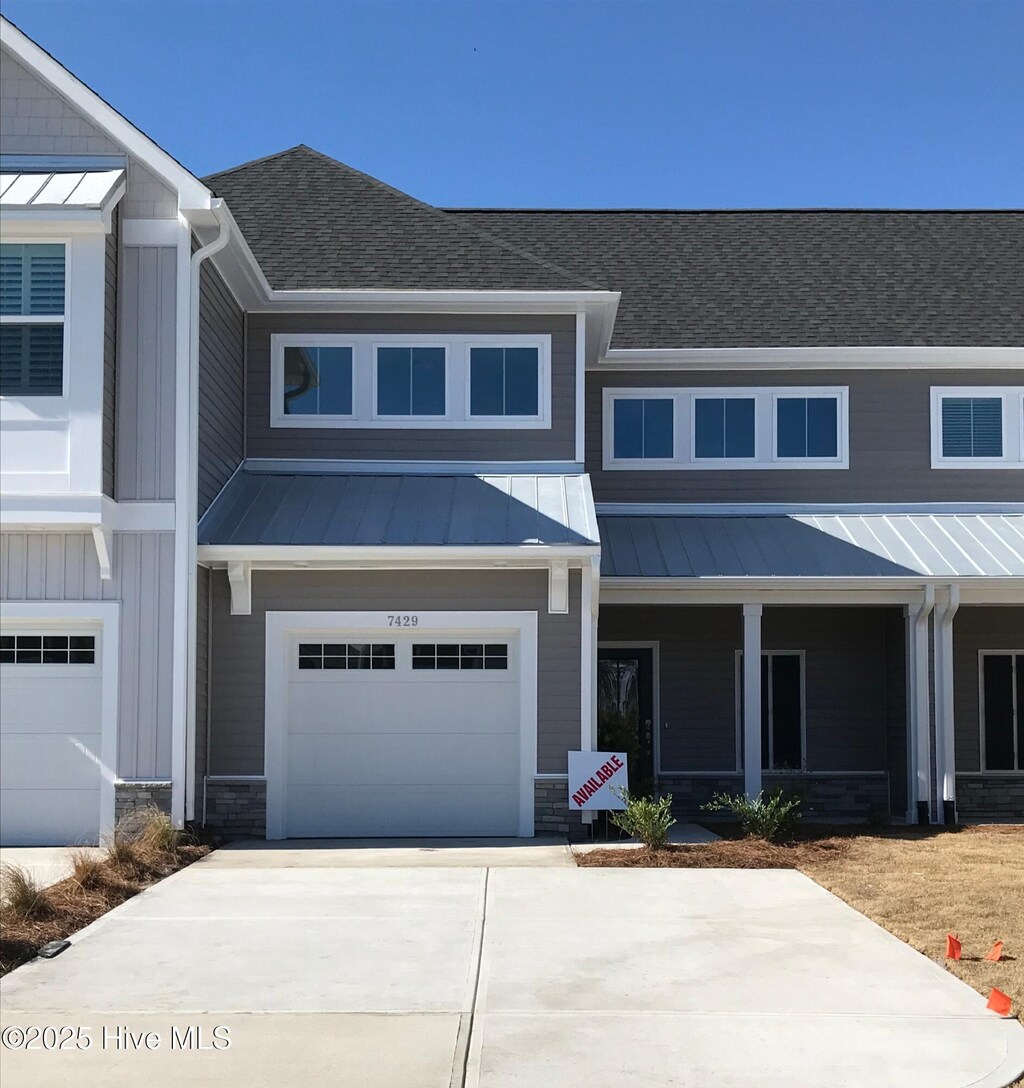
[0,629,103,846]
[285,634,521,837]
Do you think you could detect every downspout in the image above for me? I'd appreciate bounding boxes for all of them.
[184,203,230,824]
[909,585,935,824]
[936,583,960,825]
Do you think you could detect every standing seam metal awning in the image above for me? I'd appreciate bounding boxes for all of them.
[0,169,126,210]
[598,514,1024,578]
[199,470,600,547]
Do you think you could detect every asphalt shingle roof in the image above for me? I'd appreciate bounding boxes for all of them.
[204,146,600,291]
[451,209,1024,348]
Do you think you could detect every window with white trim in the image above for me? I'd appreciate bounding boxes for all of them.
[981,651,1023,772]
[603,386,848,470]
[0,243,65,396]
[930,387,1024,468]
[270,333,551,429]
[737,651,805,771]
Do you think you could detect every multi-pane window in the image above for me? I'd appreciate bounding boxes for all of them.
[282,346,353,416]
[940,397,1003,458]
[412,643,509,670]
[775,396,839,459]
[612,398,674,459]
[297,643,396,670]
[469,346,539,417]
[694,397,755,459]
[376,346,446,416]
[981,652,1023,771]
[0,634,95,665]
[0,243,65,396]
[738,652,804,771]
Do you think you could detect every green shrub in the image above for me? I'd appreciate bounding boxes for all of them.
[701,789,801,842]
[609,789,676,849]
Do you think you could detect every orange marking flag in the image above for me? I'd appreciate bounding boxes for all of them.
[984,941,1004,963]
[945,934,962,960]
[986,989,1012,1017]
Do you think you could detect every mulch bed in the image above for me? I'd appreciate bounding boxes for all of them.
[0,844,209,976]
[576,835,854,868]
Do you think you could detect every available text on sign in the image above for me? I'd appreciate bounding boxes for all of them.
[567,750,629,810]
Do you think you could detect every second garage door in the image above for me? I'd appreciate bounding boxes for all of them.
[285,633,521,837]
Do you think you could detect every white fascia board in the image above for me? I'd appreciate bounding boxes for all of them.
[0,17,211,211]
[595,501,1024,516]
[250,289,619,312]
[197,544,600,565]
[0,495,176,531]
[241,458,586,475]
[596,346,1024,370]
[0,209,110,233]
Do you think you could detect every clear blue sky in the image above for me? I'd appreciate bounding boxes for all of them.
[4,0,1022,208]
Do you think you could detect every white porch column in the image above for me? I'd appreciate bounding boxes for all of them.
[742,603,763,798]
[906,587,935,823]
[933,584,960,823]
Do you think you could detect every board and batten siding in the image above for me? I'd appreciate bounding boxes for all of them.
[207,568,581,776]
[953,606,1024,772]
[116,246,176,500]
[102,206,119,498]
[0,531,175,780]
[599,604,901,773]
[197,258,245,516]
[244,313,577,462]
[587,368,1024,503]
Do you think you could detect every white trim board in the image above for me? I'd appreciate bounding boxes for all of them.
[596,346,1024,370]
[0,600,120,842]
[263,610,539,839]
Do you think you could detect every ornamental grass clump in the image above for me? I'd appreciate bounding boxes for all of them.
[702,789,801,843]
[609,789,676,849]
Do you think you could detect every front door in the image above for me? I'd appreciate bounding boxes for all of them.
[597,647,655,794]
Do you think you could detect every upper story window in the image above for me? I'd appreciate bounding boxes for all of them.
[270,333,551,429]
[377,346,446,417]
[0,242,66,397]
[603,386,848,470]
[694,396,755,459]
[930,387,1024,469]
[612,397,674,460]
[283,345,353,417]
[775,395,839,460]
[469,346,539,418]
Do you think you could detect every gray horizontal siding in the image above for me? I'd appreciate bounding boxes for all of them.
[953,606,1024,772]
[0,531,176,780]
[116,246,177,500]
[208,569,581,775]
[245,313,576,462]
[588,368,1024,503]
[103,206,119,498]
[599,604,901,774]
[197,257,245,515]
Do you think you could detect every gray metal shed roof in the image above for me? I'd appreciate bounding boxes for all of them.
[598,514,1024,579]
[199,470,599,548]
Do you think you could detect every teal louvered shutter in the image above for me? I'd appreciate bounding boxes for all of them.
[941,397,1002,458]
[0,243,65,396]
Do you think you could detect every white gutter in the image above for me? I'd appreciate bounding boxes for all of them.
[934,583,961,823]
[178,204,230,826]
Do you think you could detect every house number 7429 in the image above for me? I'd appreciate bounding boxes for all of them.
[387,615,419,627]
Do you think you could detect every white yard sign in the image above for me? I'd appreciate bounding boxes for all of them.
[567,751,629,810]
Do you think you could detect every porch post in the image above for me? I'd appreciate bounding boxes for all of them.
[907,587,935,823]
[742,603,763,798]
[934,584,960,824]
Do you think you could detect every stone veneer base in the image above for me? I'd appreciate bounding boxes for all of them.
[534,778,587,841]
[114,783,172,822]
[203,779,267,838]
[955,773,1024,819]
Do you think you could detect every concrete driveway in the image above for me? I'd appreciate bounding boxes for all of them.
[1,841,1022,1088]
[0,847,104,891]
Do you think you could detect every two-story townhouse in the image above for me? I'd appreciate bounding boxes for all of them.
[0,18,243,844]
[1,17,1021,846]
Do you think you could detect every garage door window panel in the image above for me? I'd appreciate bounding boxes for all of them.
[412,642,509,671]
[298,642,395,671]
[1,633,96,665]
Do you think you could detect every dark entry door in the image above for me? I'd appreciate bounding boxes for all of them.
[597,648,655,794]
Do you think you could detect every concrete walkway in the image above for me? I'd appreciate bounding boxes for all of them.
[0,847,103,891]
[1,843,1021,1088]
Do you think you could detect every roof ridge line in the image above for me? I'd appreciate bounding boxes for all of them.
[207,145,607,290]
[446,206,1024,215]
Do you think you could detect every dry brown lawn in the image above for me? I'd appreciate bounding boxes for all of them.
[577,824,1024,1026]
